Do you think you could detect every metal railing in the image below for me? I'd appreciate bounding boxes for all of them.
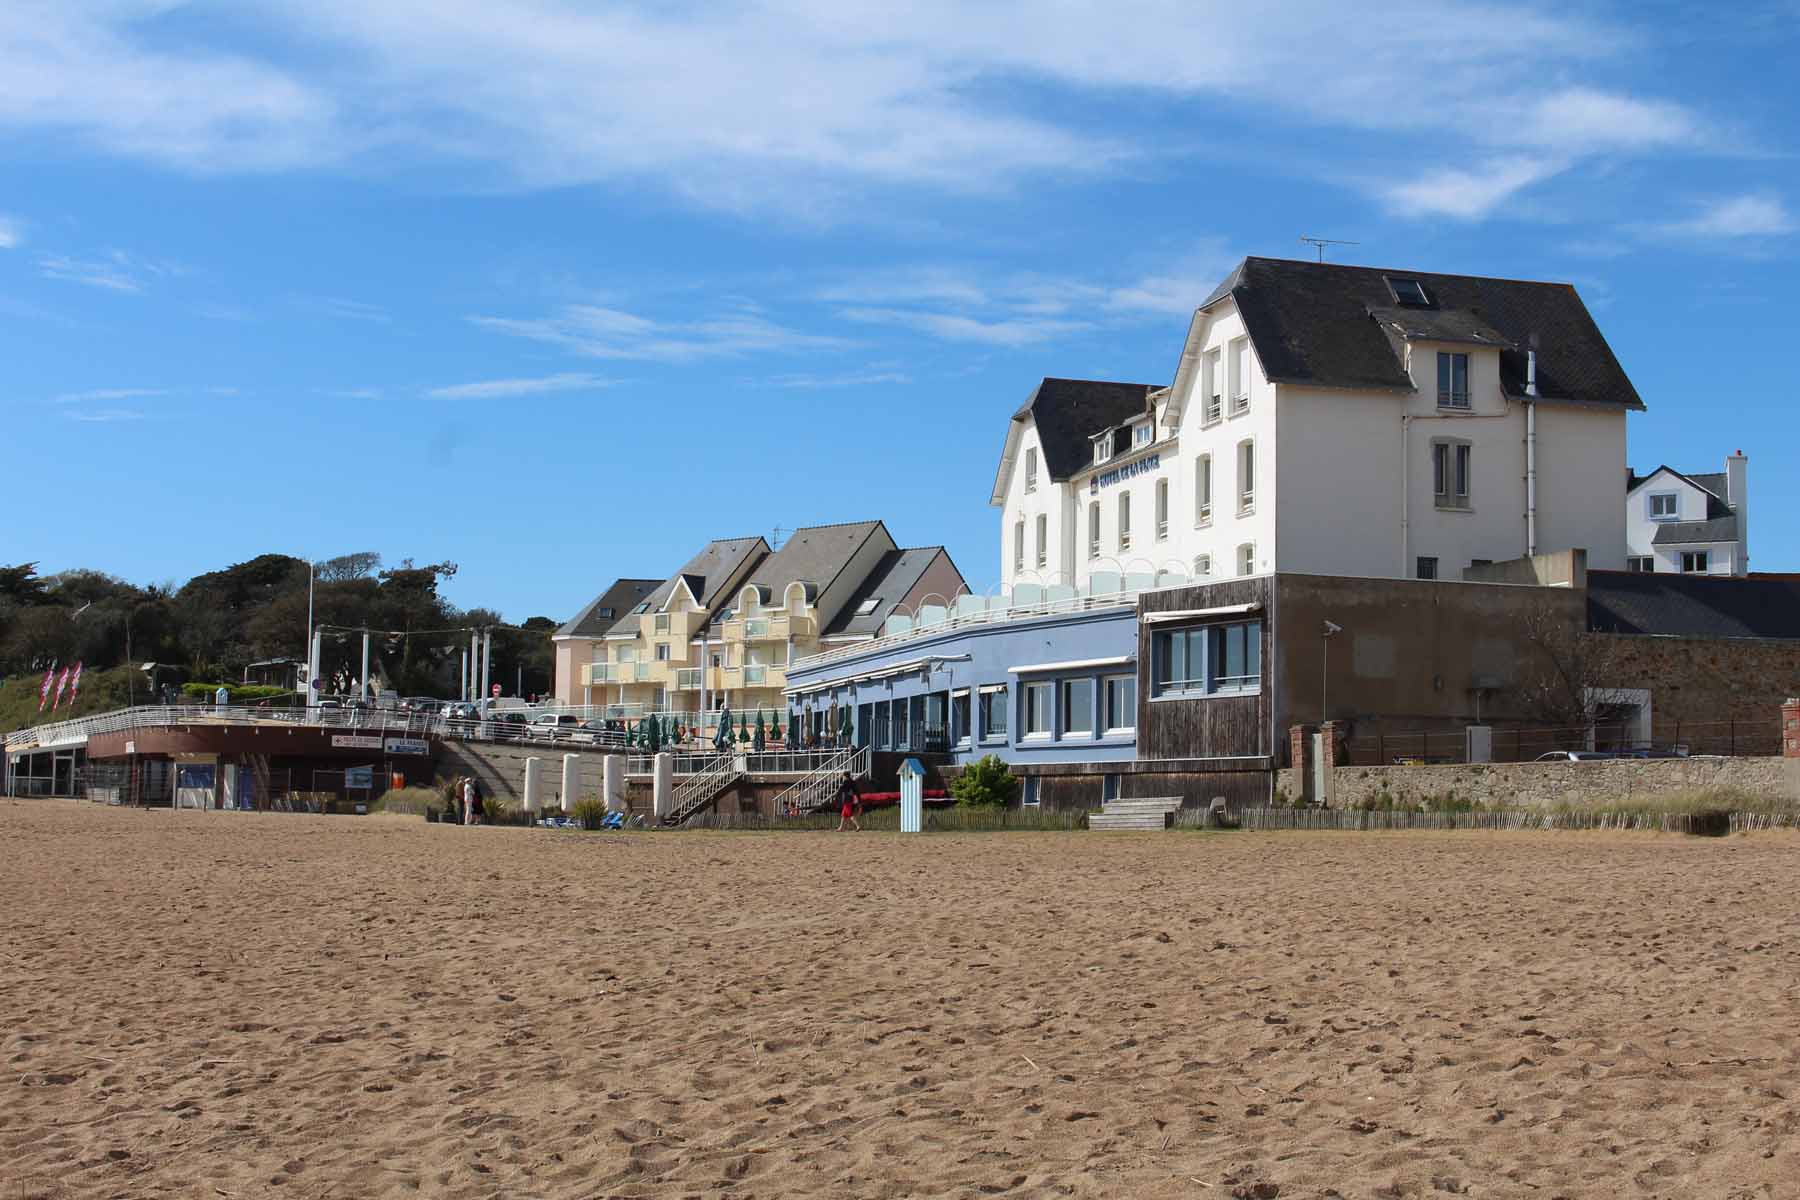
[1342,719,1780,766]
[771,746,871,815]
[788,586,1142,676]
[5,704,436,752]
[666,752,743,824]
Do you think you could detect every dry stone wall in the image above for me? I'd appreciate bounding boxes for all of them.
[1317,755,1798,811]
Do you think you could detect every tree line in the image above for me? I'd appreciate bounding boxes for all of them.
[0,553,556,700]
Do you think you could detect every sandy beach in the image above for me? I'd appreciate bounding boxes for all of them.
[3,801,1797,1199]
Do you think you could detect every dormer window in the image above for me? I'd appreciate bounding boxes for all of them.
[1387,276,1431,307]
[1132,421,1152,449]
[1437,352,1470,409]
[1093,433,1112,466]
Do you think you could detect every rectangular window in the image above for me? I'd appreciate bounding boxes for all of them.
[1627,556,1655,572]
[1416,556,1438,580]
[1023,681,1053,737]
[1237,440,1255,513]
[1151,622,1268,697]
[1133,421,1152,448]
[1433,441,1471,509]
[1238,542,1255,576]
[1682,550,1710,573]
[1013,521,1024,573]
[1230,338,1251,415]
[979,686,1009,742]
[591,645,607,663]
[1035,514,1048,569]
[1195,454,1213,524]
[1203,350,1222,424]
[1649,492,1678,520]
[1194,553,1212,577]
[1088,502,1100,559]
[951,690,971,746]
[1060,679,1093,738]
[892,696,909,747]
[1021,775,1040,807]
[653,613,671,633]
[1155,478,1169,540]
[1118,492,1131,551]
[1104,675,1136,733]
[655,643,671,661]
[1436,352,1470,409]
[1093,434,1111,466]
[1024,447,1038,493]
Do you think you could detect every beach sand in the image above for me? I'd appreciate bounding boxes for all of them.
[3,801,1798,1199]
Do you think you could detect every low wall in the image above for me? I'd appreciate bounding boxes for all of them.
[1315,756,1799,810]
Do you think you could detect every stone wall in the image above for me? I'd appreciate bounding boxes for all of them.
[1316,755,1799,811]
[1596,634,1800,724]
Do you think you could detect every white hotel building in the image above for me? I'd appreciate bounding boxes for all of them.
[993,257,1644,589]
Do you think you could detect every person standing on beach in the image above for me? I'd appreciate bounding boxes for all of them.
[835,772,862,832]
[462,777,475,826]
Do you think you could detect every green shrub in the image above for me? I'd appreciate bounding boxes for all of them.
[571,797,610,830]
[372,786,439,816]
[949,754,1020,808]
[181,682,292,704]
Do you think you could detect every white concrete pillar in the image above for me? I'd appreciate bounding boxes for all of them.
[523,756,543,815]
[561,753,579,813]
[652,751,674,820]
[603,753,625,813]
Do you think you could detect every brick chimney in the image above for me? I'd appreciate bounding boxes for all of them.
[1784,698,1800,758]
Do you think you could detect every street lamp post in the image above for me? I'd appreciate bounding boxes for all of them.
[1321,620,1343,722]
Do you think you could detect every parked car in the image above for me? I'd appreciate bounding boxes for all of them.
[1533,750,1614,762]
[488,711,529,741]
[571,719,629,748]
[530,713,582,741]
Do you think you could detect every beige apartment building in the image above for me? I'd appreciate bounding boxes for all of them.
[552,522,964,722]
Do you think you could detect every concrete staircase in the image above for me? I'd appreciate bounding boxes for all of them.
[1088,796,1183,831]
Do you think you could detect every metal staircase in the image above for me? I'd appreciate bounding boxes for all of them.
[663,752,744,825]
[772,746,871,816]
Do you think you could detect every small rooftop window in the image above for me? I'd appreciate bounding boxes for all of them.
[855,597,881,617]
[632,602,651,614]
[598,607,614,619]
[1387,276,1430,307]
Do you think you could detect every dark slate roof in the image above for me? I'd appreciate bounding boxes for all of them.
[1013,378,1162,481]
[1202,256,1645,410]
[1628,466,1735,519]
[608,537,768,637]
[716,521,890,622]
[823,547,949,638]
[555,577,662,638]
[1652,516,1740,546]
[1588,570,1800,639]
[1689,472,1728,499]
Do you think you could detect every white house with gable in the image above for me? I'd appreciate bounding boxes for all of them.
[1624,453,1749,575]
[992,257,1643,589]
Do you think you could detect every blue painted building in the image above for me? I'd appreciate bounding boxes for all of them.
[784,602,1140,769]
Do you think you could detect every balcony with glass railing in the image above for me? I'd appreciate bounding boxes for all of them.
[676,667,705,691]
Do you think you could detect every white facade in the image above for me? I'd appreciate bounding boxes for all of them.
[1624,455,1749,575]
[996,293,1631,589]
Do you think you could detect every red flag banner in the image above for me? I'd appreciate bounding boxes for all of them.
[51,665,72,711]
[37,663,57,713]
[68,661,84,705]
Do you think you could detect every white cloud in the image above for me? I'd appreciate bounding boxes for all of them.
[1652,192,1795,238]
[1382,156,1568,220]
[0,1,1712,220]
[471,303,849,361]
[839,306,1090,347]
[293,294,389,322]
[761,368,912,389]
[66,407,147,423]
[55,386,165,404]
[0,213,19,249]
[37,248,181,293]
[428,372,619,399]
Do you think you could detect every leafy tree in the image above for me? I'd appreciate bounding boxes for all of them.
[949,754,1020,808]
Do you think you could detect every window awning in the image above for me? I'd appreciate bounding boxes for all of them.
[784,654,971,698]
[1142,603,1261,625]
[1008,654,1135,675]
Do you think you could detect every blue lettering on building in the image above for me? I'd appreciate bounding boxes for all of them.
[1090,453,1160,493]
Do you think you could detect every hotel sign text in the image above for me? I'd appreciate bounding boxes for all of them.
[1090,453,1160,493]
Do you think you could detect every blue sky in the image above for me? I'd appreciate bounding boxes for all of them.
[3,1,1796,621]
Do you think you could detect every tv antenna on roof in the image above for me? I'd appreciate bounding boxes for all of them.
[771,525,791,550]
[1299,235,1359,262]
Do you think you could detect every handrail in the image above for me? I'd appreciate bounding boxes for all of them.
[788,586,1142,676]
[770,746,870,815]
[666,752,743,824]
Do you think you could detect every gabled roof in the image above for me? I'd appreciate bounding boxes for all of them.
[823,547,952,638]
[1627,465,1736,522]
[1008,377,1163,483]
[555,577,662,638]
[1652,517,1740,546]
[607,537,768,637]
[1588,570,1800,639]
[723,521,890,622]
[1200,256,1645,410]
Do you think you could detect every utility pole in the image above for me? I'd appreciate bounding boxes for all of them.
[480,629,492,701]
[360,630,371,703]
[1321,620,1342,721]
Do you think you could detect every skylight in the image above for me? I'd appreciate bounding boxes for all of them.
[855,597,881,617]
[1387,276,1430,307]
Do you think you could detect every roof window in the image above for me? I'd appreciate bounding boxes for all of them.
[1387,276,1430,307]
[855,597,881,617]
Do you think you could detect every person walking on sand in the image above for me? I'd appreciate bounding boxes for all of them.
[835,772,862,832]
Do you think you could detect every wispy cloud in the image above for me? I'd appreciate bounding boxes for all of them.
[318,386,384,400]
[839,306,1090,347]
[0,2,1718,223]
[55,386,166,404]
[1381,156,1568,220]
[65,407,147,423]
[471,303,848,361]
[36,249,182,293]
[1650,192,1795,238]
[0,213,20,249]
[760,368,912,389]
[293,294,390,322]
[427,372,620,399]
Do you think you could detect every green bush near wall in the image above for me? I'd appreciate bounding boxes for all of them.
[180,683,294,704]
